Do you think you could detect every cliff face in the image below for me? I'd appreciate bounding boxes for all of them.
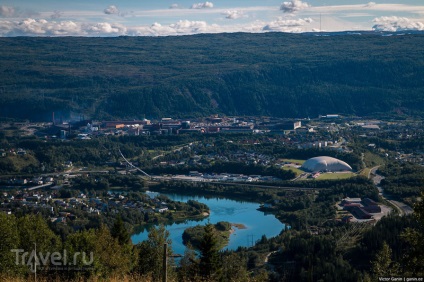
[1,33,423,120]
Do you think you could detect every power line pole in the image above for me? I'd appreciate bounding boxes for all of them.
[163,243,168,282]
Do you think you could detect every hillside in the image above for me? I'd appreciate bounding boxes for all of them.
[1,33,424,120]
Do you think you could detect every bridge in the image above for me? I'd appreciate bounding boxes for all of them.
[118,148,151,180]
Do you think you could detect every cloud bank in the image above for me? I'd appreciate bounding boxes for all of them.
[372,16,424,31]
[132,20,219,36]
[0,16,319,37]
[3,2,424,37]
[263,17,313,32]
[0,18,127,36]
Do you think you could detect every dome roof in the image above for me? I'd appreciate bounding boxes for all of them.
[301,156,352,172]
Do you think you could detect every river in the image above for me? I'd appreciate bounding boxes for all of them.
[131,192,286,255]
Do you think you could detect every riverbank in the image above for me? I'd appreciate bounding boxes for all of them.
[231,223,247,234]
[131,193,286,255]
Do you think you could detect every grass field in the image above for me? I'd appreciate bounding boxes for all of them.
[363,151,386,167]
[0,155,39,173]
[282,166,304,176]
[359,168,371,178]
[280,158,305,165]
[316,172,355,180]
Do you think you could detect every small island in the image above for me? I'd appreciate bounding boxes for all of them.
[182,221,246,250]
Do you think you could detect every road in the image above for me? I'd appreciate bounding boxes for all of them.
[264,251,277,263]
[27,183,53,191]
[369,166,413,216]
[390,200,414,215]
[152,176,326,191]
[152,142,196,160]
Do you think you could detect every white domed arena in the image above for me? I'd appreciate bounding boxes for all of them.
[301,156,352,172]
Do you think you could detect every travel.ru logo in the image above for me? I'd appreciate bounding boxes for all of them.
[11,246,94,272]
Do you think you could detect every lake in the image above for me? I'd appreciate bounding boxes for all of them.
[131,192,286,255]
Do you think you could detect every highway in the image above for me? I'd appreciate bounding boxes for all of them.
[151,175,325,191]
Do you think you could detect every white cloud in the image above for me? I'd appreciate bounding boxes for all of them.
[364,2,376,8]
[104,5,120,15]
[131,20,221,36]
[280,0,310,13]
[2,12,419,37]
[138,18,314,35]
[0,18,127,36]
[170,20,209,32]
[0,5,15,17]
[0,16,327,37]
[372,16,424,32]
[191,2,214,9]
[263,17,313,32]
[131,18,316,36]
[223,10,244,20]
[88,22,127,34]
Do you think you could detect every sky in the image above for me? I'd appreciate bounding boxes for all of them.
[0,0,424,36]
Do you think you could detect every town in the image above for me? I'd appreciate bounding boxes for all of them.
[0,113,423,282]
[5,114,422,165]
[1,113,422,225]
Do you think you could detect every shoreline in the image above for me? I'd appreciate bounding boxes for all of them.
[230,223,247,234]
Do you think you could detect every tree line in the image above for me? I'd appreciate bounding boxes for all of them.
[0,213,267,281]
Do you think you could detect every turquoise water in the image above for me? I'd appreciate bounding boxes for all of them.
[131,192,286,255]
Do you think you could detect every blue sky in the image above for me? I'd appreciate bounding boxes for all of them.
[0,0,423,36]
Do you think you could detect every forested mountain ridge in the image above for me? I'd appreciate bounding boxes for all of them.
[1,33,424,120]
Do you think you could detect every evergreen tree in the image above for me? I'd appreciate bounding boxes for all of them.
[178,242,199,281]
[111,216,130,245]
[110,216,138,273]
[401,191,424,276]
[0,213,22,275]
[136,224,174,281]
[65,225,132,279]
[220,253,250,282]
[199,223,220,279]
[371,241,399,278]
[17,214,61,254]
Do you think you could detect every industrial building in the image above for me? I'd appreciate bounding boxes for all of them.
[340,197,382,220]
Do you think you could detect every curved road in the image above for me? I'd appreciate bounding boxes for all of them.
[370,166,413,216]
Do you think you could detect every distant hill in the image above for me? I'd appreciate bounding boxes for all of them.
[0,33,423,121]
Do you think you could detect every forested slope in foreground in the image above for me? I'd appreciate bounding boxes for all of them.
[1,33,424,120]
